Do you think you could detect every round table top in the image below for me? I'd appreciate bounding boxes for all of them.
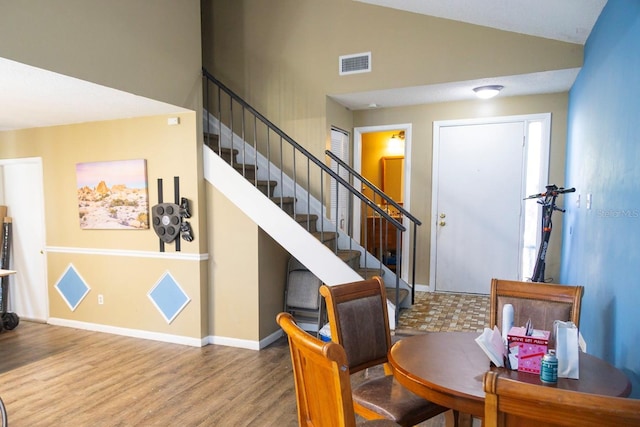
[389,331,631,417]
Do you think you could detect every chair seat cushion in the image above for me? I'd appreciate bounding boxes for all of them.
[358,419,402,426]
[352,375,447,426]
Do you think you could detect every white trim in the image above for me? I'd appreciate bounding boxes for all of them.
[414,284,430,293]
[0,156,43,166]
[207,329,283,351]
[430,113,551,290]
[46,246,208,261]
[47,317,207,347]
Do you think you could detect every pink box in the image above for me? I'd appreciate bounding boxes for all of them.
[507,326,550,374]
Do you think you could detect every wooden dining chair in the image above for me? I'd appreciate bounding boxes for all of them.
[277,312,400,427]
[319,277,447,426]
[490,278,584,333]
[483,370,640,427]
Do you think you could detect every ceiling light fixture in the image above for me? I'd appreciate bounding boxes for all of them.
[473,85,504,99]
[390,130,405,140]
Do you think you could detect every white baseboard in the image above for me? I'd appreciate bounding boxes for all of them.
[207,329,284,351]
[47,318,207,347]
[415,284,433,293]
[48,318,287,351]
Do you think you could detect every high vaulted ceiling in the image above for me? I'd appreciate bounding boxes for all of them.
[332,0,607,110]
[0,1,607,130]
[355,0,607,44]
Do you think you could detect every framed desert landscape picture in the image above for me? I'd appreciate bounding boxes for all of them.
[76,159,150,230]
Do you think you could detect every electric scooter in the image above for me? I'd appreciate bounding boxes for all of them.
[525,184,575,283]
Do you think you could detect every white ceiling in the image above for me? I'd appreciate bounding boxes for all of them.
[334,0,607,110]
[355,0,607,44]
[0,1,607,130]
[0,58,189,132]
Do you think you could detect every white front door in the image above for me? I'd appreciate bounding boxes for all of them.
[0,158,48,321]
[431,120,525,294]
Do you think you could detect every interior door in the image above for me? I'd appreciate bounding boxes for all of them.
[432,121,525,294]
[0,159,49,321]
[330,128,350,233]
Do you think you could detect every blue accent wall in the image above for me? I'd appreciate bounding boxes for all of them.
[561,0,640,397]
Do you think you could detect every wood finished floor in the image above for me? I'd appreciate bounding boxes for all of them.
[0,292,486,426]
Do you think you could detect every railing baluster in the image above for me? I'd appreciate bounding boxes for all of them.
[202,69,419,321]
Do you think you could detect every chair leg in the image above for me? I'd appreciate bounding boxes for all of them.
[445,410,474,427]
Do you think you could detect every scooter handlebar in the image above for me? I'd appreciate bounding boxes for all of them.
[524,186,575,199]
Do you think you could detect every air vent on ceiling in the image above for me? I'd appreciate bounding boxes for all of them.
[339,52,371,76]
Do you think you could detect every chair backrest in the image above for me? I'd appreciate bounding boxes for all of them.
[490,278,583,333]
[277,312,357,427]
[483,370,640,427]
[286,258,322,311]
[319,277,391,373]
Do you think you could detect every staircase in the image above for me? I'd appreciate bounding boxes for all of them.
[204,132,399,292]
[202,70,421,325]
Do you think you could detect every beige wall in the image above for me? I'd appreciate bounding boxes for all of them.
[354,93,569,284]
[205,0,575,288]
[205,0,581,171]
[0,0,203,110]
[207,185,261,340]
[0,1,241,342]
[0,0,577,344]
[206,184,289,341]
[0,114,207,339]
[258,231,289,338]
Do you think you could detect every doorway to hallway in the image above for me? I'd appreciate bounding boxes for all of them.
[353,123,412,280]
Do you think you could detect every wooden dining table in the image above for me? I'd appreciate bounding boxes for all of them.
[389,332,631,426]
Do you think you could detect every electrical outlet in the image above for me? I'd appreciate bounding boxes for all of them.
[98,294,104,305]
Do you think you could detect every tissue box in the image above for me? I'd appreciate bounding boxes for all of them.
[507,326,550,374]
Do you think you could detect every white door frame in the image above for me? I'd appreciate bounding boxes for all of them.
[353,123,412,281]
[0,157,49,321]
[430,113,551,291]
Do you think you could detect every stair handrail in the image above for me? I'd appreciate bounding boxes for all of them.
[203,70,418,320]
[326,150,421,305]
[203,69,404,231]
[325,150,422,226]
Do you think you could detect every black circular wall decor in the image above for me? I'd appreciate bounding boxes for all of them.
[151,203,181,243]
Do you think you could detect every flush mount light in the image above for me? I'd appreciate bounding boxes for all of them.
[473,85,504,99]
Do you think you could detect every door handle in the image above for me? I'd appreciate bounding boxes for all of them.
[439,221,446,226]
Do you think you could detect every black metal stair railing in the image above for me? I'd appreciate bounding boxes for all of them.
[202,69,420,310]
[326,151,422,304]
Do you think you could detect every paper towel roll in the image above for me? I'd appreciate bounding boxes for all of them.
[502,303,514,342]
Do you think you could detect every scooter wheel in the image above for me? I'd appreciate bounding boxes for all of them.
[2,312,19,330]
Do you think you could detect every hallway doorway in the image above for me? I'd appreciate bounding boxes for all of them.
[353,123,412,280]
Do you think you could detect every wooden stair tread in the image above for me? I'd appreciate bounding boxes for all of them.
[336,249,359,263]
[203,135,411,312]
[385,287,409,306]
[311,231,337,242]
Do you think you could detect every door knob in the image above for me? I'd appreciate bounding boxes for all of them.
[439,221,446,226]
[440,213,446,218]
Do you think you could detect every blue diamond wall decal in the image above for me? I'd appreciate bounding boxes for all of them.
[54,264,91,311]
[148,271,190,324]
